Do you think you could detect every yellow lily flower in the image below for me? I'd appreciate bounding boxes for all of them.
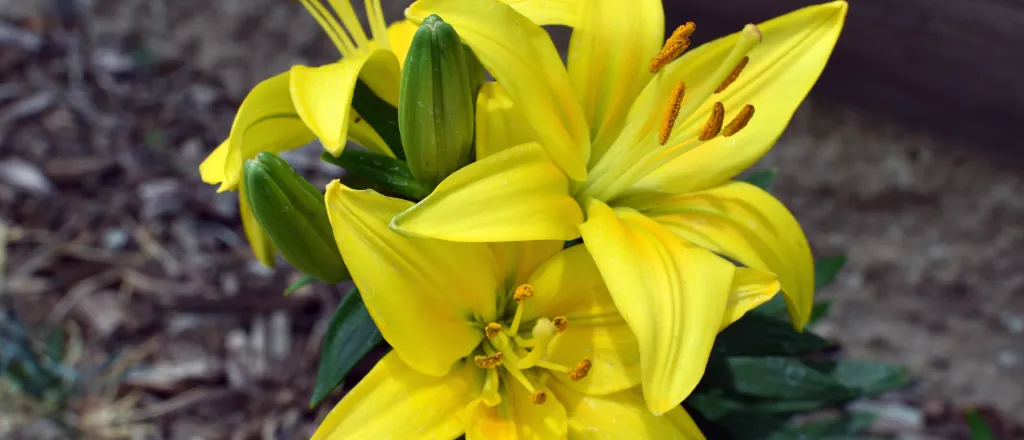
[391,0,846,412]
[317,180,780,437]
[197,0,416,266]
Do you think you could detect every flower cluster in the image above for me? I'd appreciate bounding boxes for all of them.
[198,0,847,438]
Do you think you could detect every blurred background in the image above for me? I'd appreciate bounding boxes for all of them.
[0,0,1021,438]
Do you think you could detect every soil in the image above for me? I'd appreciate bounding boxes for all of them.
[1,1,1022,439]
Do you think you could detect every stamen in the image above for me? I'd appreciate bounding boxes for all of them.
[299,0,356,57]
[480,368,501,406]
[474,352,503,369]
[714,56,749,94]
[485,322,502,339]
[658,82,686,145]
[648,22,696,73]
[552,316,568,334]
[723,104,755,137]
[531,390,547,405]
[568,357,592,381]
[536,360,570,373]
[698,102,725,141]
[514,284,535,303]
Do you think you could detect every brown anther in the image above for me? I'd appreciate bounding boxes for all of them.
[474,352,503,369]
[552,316,568,334]
[568,357,592,381]
[698,102,725,141]
[723,104,755,137]
[658,81,686,145]
[714,56,749,94]
[648,22,696,73]
[514,284,534,303]
[485,322,502,339]
[531,390,547,405]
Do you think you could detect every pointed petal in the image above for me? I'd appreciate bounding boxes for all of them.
[627,1,847,195]
[312,353,480,440]
[567,0,664,162]
[549,382,705,439]
[387,20,418,69]
[522,246,640,395]
[474,82,536,161]
[407,0,591,181]
[325,181,498,376]
[722,268,781,330]
[499,0,580,27]
[391,143,583,242]
[238,180,276,267]
[221,71,315,191]
[291,50,399,157]
[347,110,393,157]
[199,140,228,185]
[490,240,563,293]
[624,181,814,329]
[579,200,735,414]
[464,376,567,440]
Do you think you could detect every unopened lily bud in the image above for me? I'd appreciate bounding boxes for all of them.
[244,152,348,284]
[399,14,475,190]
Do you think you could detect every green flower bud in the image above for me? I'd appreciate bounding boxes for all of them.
[244,152,348,284]
[399,14,475,190]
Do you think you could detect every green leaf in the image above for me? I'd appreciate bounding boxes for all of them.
[808,300,834,326]
[284,274,319,296]
[811,360,910,397]
[713,313,832,357]
[320,150,430,201]
[310,289,383,407]
[352,80,404,160]
[964,408,997,440]
[740,168,779,191]
[704,356,853,401]
[815,255,847,289]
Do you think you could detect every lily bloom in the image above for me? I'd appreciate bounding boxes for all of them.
[316,178,780,438]
[389,0,846,413]
[198,0,416,266]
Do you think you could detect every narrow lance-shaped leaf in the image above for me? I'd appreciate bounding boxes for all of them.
[310,288,384,407]
[320,150,430,201]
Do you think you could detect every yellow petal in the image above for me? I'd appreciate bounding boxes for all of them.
[407,0,591,181]
[464,376,567,440]
[221,71,316,192]
[312,352,480,440]
[198,140,228,185]
[290,49,399,157]
[360,47,402,107]
[567,0,664,162]
[347,110,394,157]
[387,20,418,69]
[578,200,735,414]
[623,181,815,329]
[721,268,781,331]
[475,82,536,161]
[499,0,580,27]
[627,1,847,195]
[490,240,563,293]
[522,245,640,395]
[325,181,498,377]
[549,382,706,439]
[238,180,276,267]
[391,143,583,242]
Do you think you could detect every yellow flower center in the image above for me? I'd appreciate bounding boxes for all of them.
[471,284,591,406]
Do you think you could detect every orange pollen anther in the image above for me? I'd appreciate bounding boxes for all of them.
[723,104,756,137]
[474,352,503,369]
[552,316,568,334]
[569,357,592,381]
[699,102,725,141]
[514,284,535,303]
[715,56,749,94]
[531,390,547,405]
[659,81,686,145]
[485,322,502,339]
[648,22,696,73]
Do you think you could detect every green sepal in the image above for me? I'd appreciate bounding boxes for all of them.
[244,153,348,283]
